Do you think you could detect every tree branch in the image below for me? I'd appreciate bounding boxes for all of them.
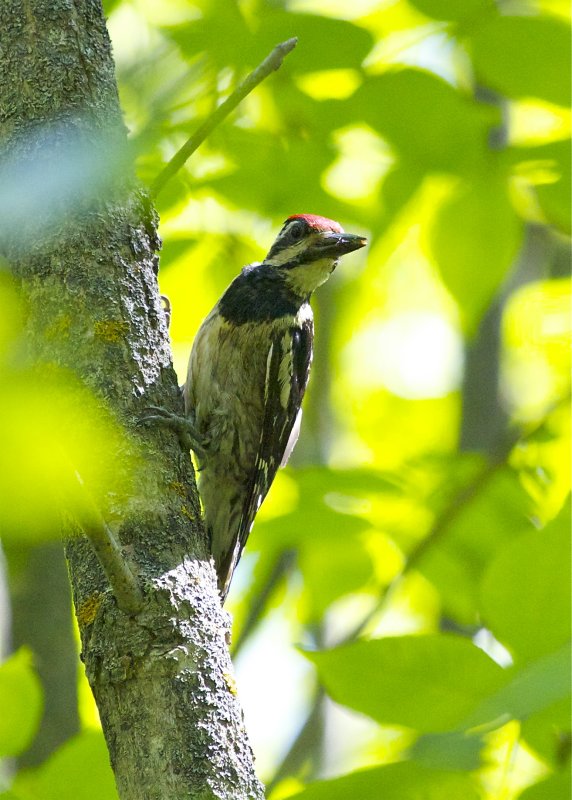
[267,398,568,790]
[231,549,295,660]
[150,37,297,198]
[341,397,569,645]
[266,688,325,796]
[74,475,143,615]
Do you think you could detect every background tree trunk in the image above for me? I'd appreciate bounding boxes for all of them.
[4,542,79,765]
[0,1,263,798]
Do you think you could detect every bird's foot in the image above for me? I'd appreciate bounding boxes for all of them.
[138,406,208,461]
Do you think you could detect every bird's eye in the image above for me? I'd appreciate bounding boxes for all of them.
[289,222,304,241]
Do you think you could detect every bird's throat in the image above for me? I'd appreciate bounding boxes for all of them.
[282,257,337,297]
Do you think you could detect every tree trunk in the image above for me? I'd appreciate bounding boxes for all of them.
[0,1,263,798]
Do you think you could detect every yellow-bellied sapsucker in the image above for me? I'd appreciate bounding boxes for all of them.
[152,215,366,601]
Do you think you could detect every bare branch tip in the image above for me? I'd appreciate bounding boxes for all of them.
[271,37,298,66]
[282,36,299,51]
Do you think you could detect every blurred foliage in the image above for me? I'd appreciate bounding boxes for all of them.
[1,0,570,798]
[7,732,118,800]
[0,272,139,545]
[0,649,43,759]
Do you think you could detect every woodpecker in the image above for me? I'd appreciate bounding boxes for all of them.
[151,215,366,601]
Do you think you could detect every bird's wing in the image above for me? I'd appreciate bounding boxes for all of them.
[218,317,313,599]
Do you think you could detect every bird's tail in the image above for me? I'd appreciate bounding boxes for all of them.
[200,476,244,602]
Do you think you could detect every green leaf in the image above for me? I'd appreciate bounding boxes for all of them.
[480,505,571,663]
[0,649,43,758]
[429,173,523,332]
[253,506,371,619]
[207,128,339,220]
[256,13,374,73]
[408,0,494,21]
[510,139,571,235]
[14,731,119,800]
[534,139,571,235]
[0,367,135,541]
[521,696,571,765]
[305,634,506,733]
[517,765,571,800]
[466,643,571,728]
[249,466,405,617]
[101,0,122,13]
[163,4,251,67]
[164,10,373,73]
[298,531,374,619]
[419,466,533,625]
[352,69,492,172]
[293,465,405,496]
[471,16,572,106]
[378,164,424,231]
[285,761,480,800]
[411,730,484,772]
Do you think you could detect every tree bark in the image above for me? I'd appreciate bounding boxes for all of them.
[0,1,263,798]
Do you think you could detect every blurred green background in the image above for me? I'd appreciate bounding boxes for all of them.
[0,0,570,798]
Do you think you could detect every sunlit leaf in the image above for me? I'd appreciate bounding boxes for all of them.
[286,761,480,800]
[429,173,523,332]
[305,634,506,733]
[517,765,571,800]
[165,9,373,74]
[162,4,250,67]
[510,139,572,235]
[378,164,424,231]
[102,0,122,13]
[247,466,408,615]
[255,13,374,73]
[521,696,571,765]
[12,731,119,800]
[465,643,571,728]
[470,16,572,107]
[0,367,135,539]
[206,129,344,220]
[293,465,406,496]
[299,532,374,619]
[351,70,492,173]
[411,730,483,772]
[254,504,368,550]
[408,0,494,21]
[419,465,534,625]
[480,504,571,663]
[0,649,43,758]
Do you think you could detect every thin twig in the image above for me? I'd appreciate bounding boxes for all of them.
[231,549,296,660]
[339,398,570,646]
[339,451,506,645]
[266,399,569,790]
[150,37,298,199]
[74,474,144,615]
[266,689,325,795]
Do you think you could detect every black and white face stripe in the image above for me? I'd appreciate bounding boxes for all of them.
[265,218,311,264]
[265,217,365,272]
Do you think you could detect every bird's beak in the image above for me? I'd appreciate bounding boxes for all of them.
[313,231,367,258]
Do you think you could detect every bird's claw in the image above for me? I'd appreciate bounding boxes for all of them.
[138,406,208,461]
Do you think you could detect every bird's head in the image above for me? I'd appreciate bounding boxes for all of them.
[264,214,367,298]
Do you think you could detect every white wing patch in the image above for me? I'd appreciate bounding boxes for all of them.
[280,408,302,467]
[264,342,274,404]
